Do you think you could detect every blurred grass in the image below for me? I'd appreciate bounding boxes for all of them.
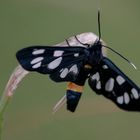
[0,0,140,140]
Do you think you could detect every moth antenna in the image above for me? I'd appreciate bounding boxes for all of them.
[65,39,71,46]
[102,45,137,70]
[74,36,90,47]
[98,10,137,69]
[98,9,101,41]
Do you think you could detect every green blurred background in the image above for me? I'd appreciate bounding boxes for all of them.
[0,0,140,140]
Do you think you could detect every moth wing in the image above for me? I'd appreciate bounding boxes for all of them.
[16,46,86,82]
[88,57,140,111]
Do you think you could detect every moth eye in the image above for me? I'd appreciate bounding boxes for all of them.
[116,75,125,85]
[48,57,62,69]
[105,78,114,92]
[32,49,45,55]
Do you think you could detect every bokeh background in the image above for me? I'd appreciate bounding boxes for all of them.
[0,0,140,140]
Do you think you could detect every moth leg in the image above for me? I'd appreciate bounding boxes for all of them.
[53,95,67,114]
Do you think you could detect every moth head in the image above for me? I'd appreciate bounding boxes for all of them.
[74,32,106,47]
[73,32,107,56]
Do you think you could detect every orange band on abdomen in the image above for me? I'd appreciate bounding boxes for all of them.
[67,82,84,93]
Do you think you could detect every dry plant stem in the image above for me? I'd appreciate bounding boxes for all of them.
[0,65,29,139]
[0,65,29,114]
[53,95,66,114]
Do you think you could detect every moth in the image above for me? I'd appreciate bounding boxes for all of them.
[16,11,140,112]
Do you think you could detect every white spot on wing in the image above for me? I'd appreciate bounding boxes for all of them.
[131,88,139,99]
[91,72,100,81]
[69,65,78,74]
[53,51,64,57]
[31,57,44,64]
[32,62,42,69]
[32,49,45,55]
[102,65,108,69]
[74,53,79,57]
[105,78,114,92]
[60,69,64,73]
[116,75,125,85]
[117,96,124,104]
[60,68,69,78]
[48,57,62,69]
[124,92,130,104]
[96,81,101,89]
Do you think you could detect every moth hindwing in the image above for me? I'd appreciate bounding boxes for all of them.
[88,57,140,111]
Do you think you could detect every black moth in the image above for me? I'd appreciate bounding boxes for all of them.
[16,12,140,112]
